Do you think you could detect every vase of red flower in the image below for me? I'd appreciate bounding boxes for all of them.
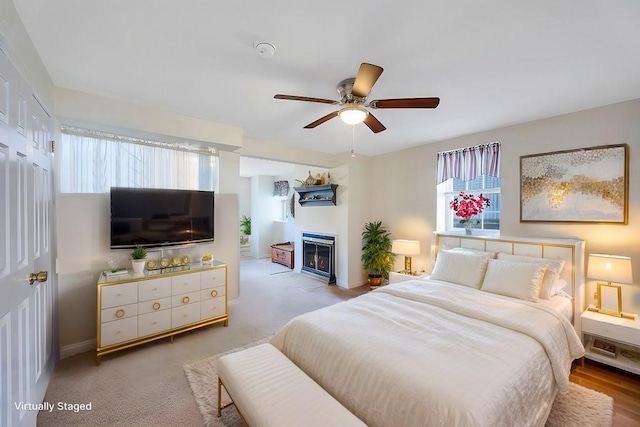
[449,192,490,235]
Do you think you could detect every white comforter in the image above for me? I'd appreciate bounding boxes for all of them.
[270,279,585,427]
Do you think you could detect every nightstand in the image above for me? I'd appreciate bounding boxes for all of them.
[388,271,429,285]
[580,309,640,375]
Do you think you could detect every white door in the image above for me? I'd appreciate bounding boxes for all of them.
[0,47,55,427]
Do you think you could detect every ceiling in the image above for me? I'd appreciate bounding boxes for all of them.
[11,1,640,157]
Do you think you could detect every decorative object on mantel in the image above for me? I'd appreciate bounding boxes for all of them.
[520,144,628,223]
[449,191,490,235]
[587,253,634,319]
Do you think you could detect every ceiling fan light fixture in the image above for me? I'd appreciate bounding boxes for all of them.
[338,105,368,125]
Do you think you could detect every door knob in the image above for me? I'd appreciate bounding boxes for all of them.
[28,271,48,286]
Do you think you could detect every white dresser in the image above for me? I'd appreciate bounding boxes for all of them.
[97,261,227,364]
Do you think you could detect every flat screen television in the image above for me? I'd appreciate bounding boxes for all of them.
[110,187,215,249]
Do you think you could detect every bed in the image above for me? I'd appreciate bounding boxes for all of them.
[271,233,586,427]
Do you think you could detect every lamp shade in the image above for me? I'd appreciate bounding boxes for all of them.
[587,254,633,284]
[391,240,420,256]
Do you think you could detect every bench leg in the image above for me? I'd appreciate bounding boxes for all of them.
[217,377,222,417]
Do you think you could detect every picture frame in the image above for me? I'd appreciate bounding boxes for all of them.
[520,144,628,223]
[597,283,622,317]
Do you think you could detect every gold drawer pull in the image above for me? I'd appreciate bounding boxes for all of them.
[153,302,161,310]
[116,309,125,318]
[153,321,157,325]
[210,290,218,298]
[182,296,190,304]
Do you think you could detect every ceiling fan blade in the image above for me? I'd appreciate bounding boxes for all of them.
[304,111,339,129]
[369,97,440,109]
[363,113,386,133]
[274,94,338,105]
[352,63,384,98]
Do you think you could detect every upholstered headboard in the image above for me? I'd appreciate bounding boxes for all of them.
[432,232,586,334]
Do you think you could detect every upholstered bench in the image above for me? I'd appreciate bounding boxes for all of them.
[217,343,366,427]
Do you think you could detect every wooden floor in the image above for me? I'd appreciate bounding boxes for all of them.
[570,359,640,427]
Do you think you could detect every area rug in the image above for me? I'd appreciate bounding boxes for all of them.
[184,340,613,427]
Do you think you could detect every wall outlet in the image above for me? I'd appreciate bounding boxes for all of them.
[593,291,598,300]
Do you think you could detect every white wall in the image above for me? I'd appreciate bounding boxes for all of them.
[372,98,640,314]
[250,176,281,258]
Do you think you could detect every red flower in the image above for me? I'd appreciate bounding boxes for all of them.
[449,191,490,223]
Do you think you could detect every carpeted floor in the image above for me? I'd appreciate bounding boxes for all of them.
[185,340,614,427]
[37,258,366,426]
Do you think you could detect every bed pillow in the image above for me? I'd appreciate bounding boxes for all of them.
[552,279,569,298]
[481,259,547,302]
[440,246,497,259]
[496,253,565,300]
[430,250,489,289]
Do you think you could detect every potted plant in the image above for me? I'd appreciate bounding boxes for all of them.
[131,245,147,274]
[240,215,251,245]
[361,221,395,287]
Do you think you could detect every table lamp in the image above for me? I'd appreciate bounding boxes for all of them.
[392,240,420,274]
[587,253,634,319]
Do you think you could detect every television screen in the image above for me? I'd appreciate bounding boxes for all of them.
[110,187,215,249]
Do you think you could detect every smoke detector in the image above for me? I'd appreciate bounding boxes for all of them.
[255,42,276,59]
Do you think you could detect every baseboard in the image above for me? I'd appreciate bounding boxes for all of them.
[60,338,96,360]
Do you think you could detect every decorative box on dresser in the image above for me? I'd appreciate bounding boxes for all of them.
[97,261,228,364]
[580,308,640,375]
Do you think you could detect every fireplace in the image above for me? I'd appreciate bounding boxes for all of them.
[301,232,336,284]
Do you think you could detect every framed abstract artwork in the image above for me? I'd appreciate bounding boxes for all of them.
[520,144,628,223]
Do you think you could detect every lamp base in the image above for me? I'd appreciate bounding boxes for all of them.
[404,256,412,274]
[587,305,635,319]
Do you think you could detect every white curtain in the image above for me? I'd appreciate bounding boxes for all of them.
[436,141,501,184]
[60,128,219,193]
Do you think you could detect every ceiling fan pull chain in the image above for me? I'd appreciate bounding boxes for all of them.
[351,126,356,158]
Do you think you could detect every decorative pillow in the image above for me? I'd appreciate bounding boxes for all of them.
[440,246,497,259]
[430,250,489,289]
[481,259,547,302]
[552,279,569,297]
[496,253,565,300]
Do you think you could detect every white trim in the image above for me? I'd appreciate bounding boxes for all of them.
[60,338,96,360]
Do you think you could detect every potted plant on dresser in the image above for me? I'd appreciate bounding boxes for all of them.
[361,221,395,287]
[130,245,147,274]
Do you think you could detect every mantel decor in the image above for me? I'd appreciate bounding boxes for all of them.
[520,144,628,223]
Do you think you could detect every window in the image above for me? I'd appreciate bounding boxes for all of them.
[436,142,501,233]
[441,175,501,232]
[59,127,218,193]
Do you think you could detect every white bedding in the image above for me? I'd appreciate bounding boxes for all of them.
[271,279,585,427]
[539,294,574,322]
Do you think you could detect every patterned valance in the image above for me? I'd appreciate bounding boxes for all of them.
[436,141,501,184]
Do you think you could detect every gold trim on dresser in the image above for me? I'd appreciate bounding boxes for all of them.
[96,261,228,365]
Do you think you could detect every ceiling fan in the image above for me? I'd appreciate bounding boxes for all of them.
[274,63,440,133]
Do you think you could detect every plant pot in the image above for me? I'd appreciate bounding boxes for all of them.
[368,274,383,287]
[131,259,146,274]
